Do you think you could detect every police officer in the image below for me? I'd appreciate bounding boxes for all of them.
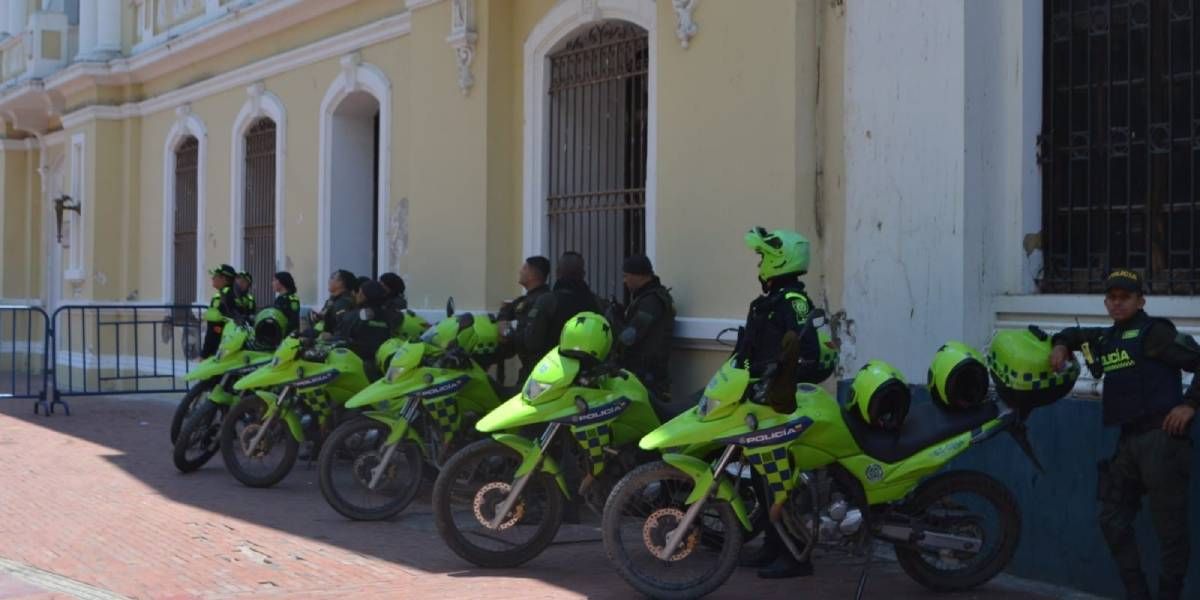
[1050,270,1200,600]
[201,264,240,358]
[272,271,301,336]
[498,256,553,382]
[615,255,676,399]
[234,271,256,317]
[310,270,357,334]
[335,280,397,381]
[736,226,822,580]
[543,251,601,346]
[379,272,408,311]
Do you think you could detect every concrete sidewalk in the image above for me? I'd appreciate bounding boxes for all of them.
[0,396,1099,599]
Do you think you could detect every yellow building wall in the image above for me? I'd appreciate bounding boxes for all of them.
[0,149,42,300]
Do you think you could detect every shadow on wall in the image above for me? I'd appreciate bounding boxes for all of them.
[839,382,1199,599]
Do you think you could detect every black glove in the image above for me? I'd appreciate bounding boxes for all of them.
[765,331,801,413]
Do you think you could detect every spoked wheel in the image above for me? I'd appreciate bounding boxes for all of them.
[218,394,299,488]
[171,381,213,444]
[893,470,1021,592]
[432,439,564,568]
[602,461,742,600]
[172,399,225,473]
[318,417,424,521]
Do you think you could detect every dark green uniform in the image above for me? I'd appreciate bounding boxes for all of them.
[317,292,355,334]
[235,291,256,317]
[274,292,301,335]
[503,284,551,382]
[201,285,238,358]
[335,306,397,380]
[1053,310,1200,600]
[617,277,676,398]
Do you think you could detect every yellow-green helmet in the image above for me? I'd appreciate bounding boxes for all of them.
[986,325,1080,411]
[253,308,287,347]
[422,313,498,356]
[559,312,613,362]
[397,310,431,341]
[927,341,990,411]
[745,226,811,281]
[847,360,910,431]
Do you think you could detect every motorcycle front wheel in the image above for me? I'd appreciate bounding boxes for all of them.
[171,381,212,444]
[318,417,424,521]
[432,439,563,568]
[218,394,299,488]
[602,461,742,600]
[172,399,224,473]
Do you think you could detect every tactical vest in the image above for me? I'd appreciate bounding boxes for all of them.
[1099,317,1183,427]
[738,286,812,378]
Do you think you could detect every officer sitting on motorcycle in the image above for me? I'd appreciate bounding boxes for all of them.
[234,271,257,317]
[310,269,357,334]
[333,280,398,381]
[272,271,301,336]
[201,264,241,359]
[735,226,823,579]
[497,256,553,384]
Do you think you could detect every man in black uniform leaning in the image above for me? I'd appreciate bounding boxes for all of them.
[1050,270,1200,600]
[615,255,676,400]
[498,256,553,383]
[544,251,600,343]
[200,264,240,358]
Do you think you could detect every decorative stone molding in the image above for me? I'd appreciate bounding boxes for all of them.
[446,0,476,95]
[580,0,601,22]
[672,0,697,48]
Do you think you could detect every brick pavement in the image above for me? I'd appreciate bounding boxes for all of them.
[0,397,1073,599]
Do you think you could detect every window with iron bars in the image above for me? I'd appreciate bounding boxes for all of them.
[546,21,648,303]
[1040,0,1200,295]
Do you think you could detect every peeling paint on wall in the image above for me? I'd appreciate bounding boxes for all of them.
[388,196,409,269]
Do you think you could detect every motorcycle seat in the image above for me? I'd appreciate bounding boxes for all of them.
[651,394,693,423]
[843,400,1000,464]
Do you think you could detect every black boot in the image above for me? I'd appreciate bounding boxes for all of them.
[756,551,814,579]
[1157,576,1183,600]
[1119,569,1152,600]
[739,540,779,568]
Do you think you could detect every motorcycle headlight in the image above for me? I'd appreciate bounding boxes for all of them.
[386,365,406,383]
[697,394,720,417]
[524,378,551,401]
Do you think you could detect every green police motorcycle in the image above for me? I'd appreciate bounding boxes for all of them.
[601,314,1079,599]
[317,312,504,521]
[220,333,372,488]
[171,311,280,472]
[432,312,674,568]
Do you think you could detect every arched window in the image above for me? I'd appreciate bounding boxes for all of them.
[545,21,648,301]
[242,117,276,304]
[172,135,199,305]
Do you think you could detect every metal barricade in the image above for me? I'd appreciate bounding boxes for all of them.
[0,305,52,414]
[49,305,207,412]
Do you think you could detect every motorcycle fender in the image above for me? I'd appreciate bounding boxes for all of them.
[363,411,423,446]
[281,410,305,442]
[662,453,751,531]
[208,386,238,407]
[493,433,569,498]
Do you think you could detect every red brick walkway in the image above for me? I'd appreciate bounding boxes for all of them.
[0,397,1064,599]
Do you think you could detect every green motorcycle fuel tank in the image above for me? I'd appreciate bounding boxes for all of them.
[183,321,271,404]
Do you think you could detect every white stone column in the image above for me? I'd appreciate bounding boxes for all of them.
[94,0,122,56]
[0,9,10,37]
[76,0,98,58]
[7,0,28,36]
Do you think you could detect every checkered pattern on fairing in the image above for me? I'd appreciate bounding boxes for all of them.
[423,396,460,442]
[572,423,612,476]
[745,445,795,504]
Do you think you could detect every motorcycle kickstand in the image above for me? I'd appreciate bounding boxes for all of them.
[854,538,875,600]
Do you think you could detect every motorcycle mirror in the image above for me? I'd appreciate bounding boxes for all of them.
[446,297,455,317]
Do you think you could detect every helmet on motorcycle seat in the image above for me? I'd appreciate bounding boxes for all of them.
[253,308,287,348]
[559,312,613,363]
[986,325,1080,413]
[927,341,990,411]
[745,226,811,281]
[396,309,431,342]
[847,360,910,432]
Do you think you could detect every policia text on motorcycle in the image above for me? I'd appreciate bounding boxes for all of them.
[1050,270,1200,600]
